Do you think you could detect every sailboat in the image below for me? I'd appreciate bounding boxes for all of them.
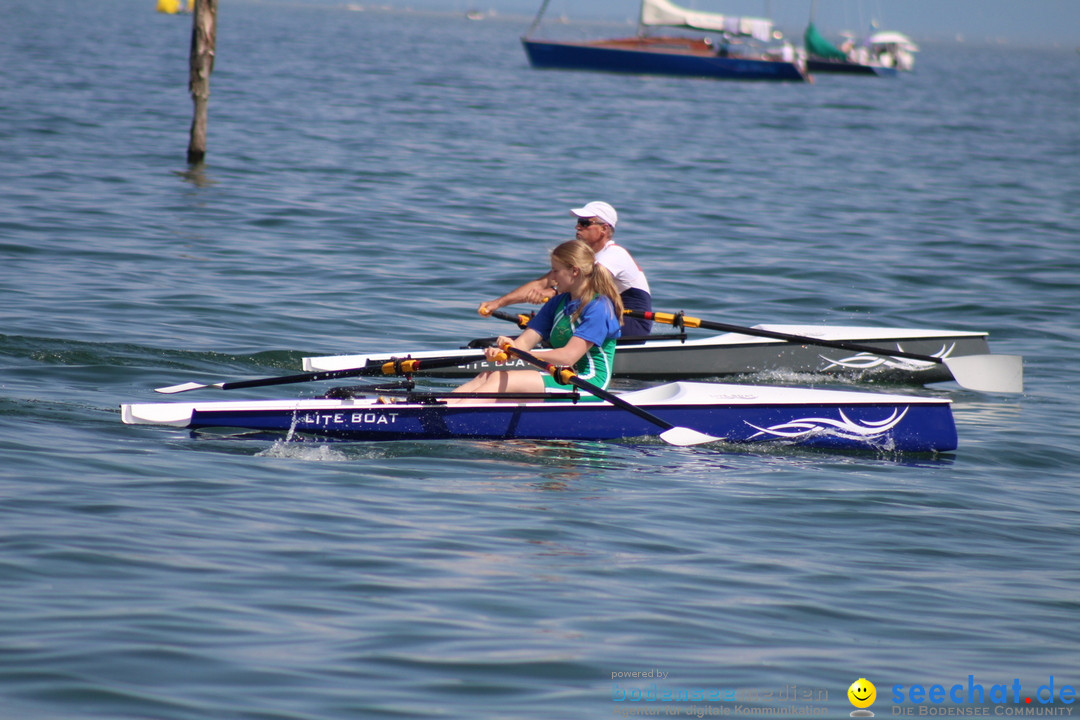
[804,21,899,76]
[803,1,916,75]
[521,0,809,82]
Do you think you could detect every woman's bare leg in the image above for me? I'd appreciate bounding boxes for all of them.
[447,370,545,404]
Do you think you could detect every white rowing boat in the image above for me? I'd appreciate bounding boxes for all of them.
[304,324,998,385]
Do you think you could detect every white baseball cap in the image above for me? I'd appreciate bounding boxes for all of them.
[570,201,617,227]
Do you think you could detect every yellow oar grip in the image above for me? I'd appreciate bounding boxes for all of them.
[380,359,423,375]
[552,367,574,385]
[649,311,701,328]
[379,352,508,376]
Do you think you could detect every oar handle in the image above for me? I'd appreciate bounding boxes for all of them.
[488,309,534,328]
[628,310,945,365]
[382,352,508,372]
[480,298,548,328]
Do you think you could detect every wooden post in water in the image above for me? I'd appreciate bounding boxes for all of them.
[187,0,217,164]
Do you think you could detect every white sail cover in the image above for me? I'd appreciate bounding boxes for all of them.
[640,0,773,41]
[868,31,919,51]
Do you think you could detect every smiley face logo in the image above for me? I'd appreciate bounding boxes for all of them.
[848,678,877,709]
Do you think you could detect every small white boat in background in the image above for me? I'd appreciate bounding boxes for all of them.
[866,30,919,71]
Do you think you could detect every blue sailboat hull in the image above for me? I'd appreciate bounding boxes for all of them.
[807,58,899,77]
[522,38,808,82]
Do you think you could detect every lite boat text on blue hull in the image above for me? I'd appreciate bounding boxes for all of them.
[122,382,958,453]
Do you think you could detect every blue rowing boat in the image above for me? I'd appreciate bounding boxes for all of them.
[121,381,957,453]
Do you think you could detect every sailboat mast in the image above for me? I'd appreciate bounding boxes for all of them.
[523,0,553,38]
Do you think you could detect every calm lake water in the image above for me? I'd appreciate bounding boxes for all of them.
[2,1,1078,718]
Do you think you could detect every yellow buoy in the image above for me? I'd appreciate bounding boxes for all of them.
[156,0,181,14]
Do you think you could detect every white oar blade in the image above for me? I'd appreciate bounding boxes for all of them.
[659,427,721,447]
[943,354,1024,394]
[154,381,218,395]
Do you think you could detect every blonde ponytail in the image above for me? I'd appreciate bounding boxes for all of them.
[550,240,624,325]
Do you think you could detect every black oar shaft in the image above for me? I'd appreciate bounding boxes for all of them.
[219,361,414,391]
[220,366,384,390]
[191,353,497,393]
[503,347,677,432]
[630,310,946,365]
[489,309,533,328]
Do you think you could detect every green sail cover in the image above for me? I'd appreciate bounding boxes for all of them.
[804,22,848,60]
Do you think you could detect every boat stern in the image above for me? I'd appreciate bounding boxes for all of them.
[121,402,196,427]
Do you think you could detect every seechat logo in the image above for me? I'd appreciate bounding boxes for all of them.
[891,676,1076,707]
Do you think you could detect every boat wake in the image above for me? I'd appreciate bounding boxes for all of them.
[256,440,349,462]
[255,411,349,461]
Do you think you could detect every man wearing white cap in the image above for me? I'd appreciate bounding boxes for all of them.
[478,201,653,338]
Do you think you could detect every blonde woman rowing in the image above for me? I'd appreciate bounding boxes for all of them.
[451,239,623,403]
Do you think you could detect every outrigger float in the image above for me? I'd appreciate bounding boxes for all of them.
[125,347,959,452]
